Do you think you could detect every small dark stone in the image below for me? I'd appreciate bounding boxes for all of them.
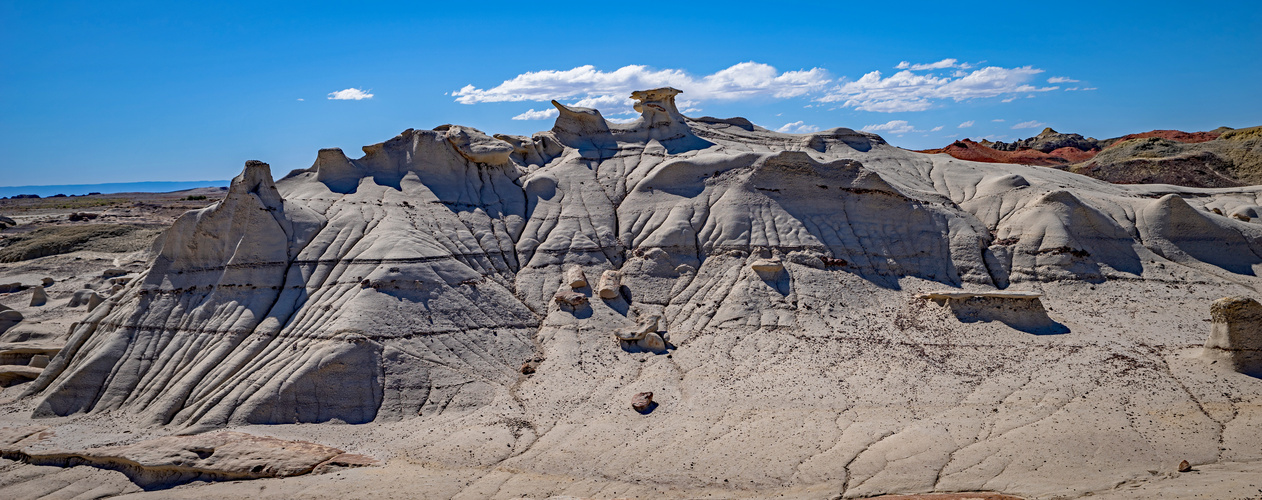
[520,361,536,375]
[1178,460,1192,472]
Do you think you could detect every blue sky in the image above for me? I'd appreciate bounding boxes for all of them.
[2,1,1259,187]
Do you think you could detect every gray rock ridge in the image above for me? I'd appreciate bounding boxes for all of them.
[12,87,1262,498]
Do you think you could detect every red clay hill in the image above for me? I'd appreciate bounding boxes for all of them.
[916,125,1261,187]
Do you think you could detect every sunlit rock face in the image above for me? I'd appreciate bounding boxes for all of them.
[24,88,1262,498]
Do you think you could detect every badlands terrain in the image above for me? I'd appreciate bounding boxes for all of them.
[918,125,1262,188]
[1,88,1261,499]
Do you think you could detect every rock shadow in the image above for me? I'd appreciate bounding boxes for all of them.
[939,297,1070,335]
[634,401,659,414]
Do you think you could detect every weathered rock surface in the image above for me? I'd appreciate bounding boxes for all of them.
[1202,296,1262,375]
[3,87,1262,499]
[0,427,355,488]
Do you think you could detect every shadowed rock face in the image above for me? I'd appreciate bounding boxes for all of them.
[1204,296,1262,376]
[17,88,1262,498]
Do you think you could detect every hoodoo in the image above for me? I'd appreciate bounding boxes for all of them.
[4,88,1262,499]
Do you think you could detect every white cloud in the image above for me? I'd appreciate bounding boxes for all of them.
[296,98,304,101]
[328,88,373,100]
[776,121,820,134]
[930,126,944,132]
[1047,76,1080,83]
[817,65,1059,112]
[456,59,1073,116]
[992,119,1006,122]
[958,120,975,128]
[862,120,917,134]
[1065,87,1097,91]
[1012,120,1046,129]
[896,58,960,71]
[606,116,640,124]
[452,62,831,115]
[511,108,559,120]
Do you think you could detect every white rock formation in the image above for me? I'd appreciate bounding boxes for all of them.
[564,266,588,289]
[1203,296,1262,375]
[11,87,1262,498]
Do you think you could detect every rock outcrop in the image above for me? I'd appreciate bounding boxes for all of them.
[1203,296,1262,375]
[0,427,358,487]
[7,87,1262,499]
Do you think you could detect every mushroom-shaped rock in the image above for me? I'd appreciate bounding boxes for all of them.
[565,266,588,289]
[750,258,784,273]
[598,270,622,299]
[631,391,654,413]
[29,285,47,307]
[1203,296,1262,375]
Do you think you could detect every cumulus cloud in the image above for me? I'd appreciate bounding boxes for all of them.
[862,120,917,134]
[930,126,944,132]
[895,58,962,71]
[453,62,830,114]
[1012,120,1046,129]
[1047,76,1080,83]
[776,121,820,134]
[511,108,559,120]
[457,59,1073,116]
[959,121,975,128]
[817,65,1059,112]
[328,88,374,100]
